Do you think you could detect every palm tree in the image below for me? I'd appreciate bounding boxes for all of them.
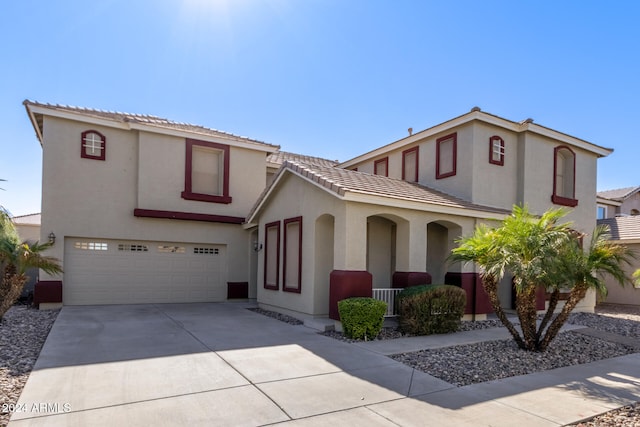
[450,205,634,352]
[0,210,62,320]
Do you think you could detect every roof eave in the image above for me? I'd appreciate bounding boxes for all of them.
[339,110,612,167]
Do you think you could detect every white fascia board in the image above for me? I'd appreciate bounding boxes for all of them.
[244,167,292,225]
[24,106,44,145]
[597,197,622,206]
[339,110,612,167]
[128,122,278,153]
[26,105,131,131]
[525,123,613,157]
[341,191,509,220]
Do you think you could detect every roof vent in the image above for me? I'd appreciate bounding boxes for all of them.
[522,118,534,124]
[470,106,481,112]
[408,127,413,136]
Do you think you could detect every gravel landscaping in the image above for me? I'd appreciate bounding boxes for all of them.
[1,304,638,426]
[0,305,59,427]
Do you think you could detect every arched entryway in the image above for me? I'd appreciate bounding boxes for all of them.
[426,220,463,284]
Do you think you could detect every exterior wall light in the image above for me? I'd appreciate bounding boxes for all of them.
[48,232,56,245]
[253,242,263,252]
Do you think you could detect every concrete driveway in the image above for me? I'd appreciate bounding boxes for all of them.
[9,303,640,426]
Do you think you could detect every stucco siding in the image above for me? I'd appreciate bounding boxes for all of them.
[39,116,253,287]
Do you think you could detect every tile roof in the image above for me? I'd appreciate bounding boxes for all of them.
[597,186,640,201]
[12,213,41,225]
[597,216,640,241]
[267,151,339,167]
[272,160,510,215]
[24,100,278,148]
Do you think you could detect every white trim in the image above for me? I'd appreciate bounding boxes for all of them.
[246,166,509,224]
[24,103,279,153]
[339,110,612,168]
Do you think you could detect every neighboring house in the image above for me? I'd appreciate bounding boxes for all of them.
[597,186,640,219]
[596,216,640,306]
[24,101,612,320]
[12,213,42,298]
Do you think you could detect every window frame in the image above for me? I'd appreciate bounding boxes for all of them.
[436,133,457,179]
[80,130,106,161]
[181,138,232,204]
[489,135,505,166]
[263,221,280,291]
[374,157,389,177]
[551,145,578,207]
[402,146,419,182]
[283,216,303,294]
[596,205,607,220]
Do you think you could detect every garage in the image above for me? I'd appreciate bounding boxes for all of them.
[63,238,228,305]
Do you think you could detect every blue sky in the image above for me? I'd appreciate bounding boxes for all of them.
[1,1,639,216]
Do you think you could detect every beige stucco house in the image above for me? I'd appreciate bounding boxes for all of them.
[597,186,640,219]
[596,216,640,306]
[24,101,613,320]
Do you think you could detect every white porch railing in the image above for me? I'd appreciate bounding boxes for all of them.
[372,288,404,317]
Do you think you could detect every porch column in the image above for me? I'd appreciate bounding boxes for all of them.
[329,206,371,320]
[393,220,431,288]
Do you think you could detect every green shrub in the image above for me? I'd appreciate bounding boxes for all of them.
[396,284,466,335]
[338,297,387,340]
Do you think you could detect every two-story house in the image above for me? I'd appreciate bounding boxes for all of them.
[25,101,612,320]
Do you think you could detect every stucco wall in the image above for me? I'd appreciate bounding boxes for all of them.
[601,242,640,306]
[255,171,481,317]
[38,116,259,285]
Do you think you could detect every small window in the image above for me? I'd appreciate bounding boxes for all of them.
[283,217,302,294]
[118,244,148,252]
[182,139,232,204]
[81,130,106,161]
[552,146,578,207]
[74,242,108,251]
[402,147,419,182]
[489,136,504,166]
[436,133,457,179]
[194,247,219,255]
[596,206,606,220]
[632,209,640,216]
[264,221,280,290]
[374,157,388,177]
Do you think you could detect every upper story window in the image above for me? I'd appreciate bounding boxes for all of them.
[181,139,232,204]
[551,146,578,207]
[81,130,106,161]
[402,147,419,182]
[374,157,389,177]
[489,136,504,166]
[436,133,457,179]
[596,205,606,219]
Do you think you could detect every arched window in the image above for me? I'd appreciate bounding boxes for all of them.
[551,146,577,207]
[81,130,106,161]
[631,209,640,216]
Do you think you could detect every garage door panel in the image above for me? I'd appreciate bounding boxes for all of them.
[64,239,228,305]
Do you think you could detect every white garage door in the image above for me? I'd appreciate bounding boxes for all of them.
[64,238,228,305]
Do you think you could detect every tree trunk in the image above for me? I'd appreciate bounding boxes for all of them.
[538,284,587,351]
[481,274,526,349]
[516,284,539,351]
[0,272,27,321]
[537,288,560,341]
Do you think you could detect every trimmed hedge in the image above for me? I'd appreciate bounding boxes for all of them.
[396,284,466,335]
[338,297,387,340]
